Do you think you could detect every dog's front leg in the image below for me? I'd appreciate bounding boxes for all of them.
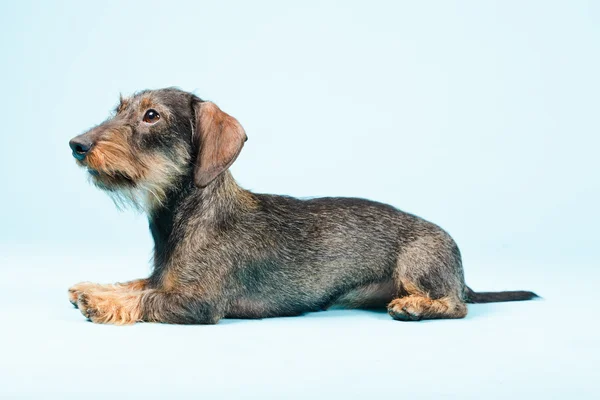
[76,287,150,325]
[77,289,226,325]
[140,291,226,325]
[68,279,149,308]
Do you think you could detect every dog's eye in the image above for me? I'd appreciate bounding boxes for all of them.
[143,109,160,124]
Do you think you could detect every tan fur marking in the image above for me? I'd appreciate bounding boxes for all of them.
[77,290,144,325]
[139,97,153,110]
[388,295,467,321]
[399,278,424,296]
[86,130,144,180]
[68,279,148,307]
[160,271,177,291]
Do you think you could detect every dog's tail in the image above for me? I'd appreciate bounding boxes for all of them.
[465,286,539,303]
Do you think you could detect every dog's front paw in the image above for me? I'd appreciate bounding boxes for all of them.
[76,291,142,325]
[68,282,101,308]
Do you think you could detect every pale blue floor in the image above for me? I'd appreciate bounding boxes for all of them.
[0,251,597,399]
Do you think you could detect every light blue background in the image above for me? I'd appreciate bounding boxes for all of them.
[0,1,598,399]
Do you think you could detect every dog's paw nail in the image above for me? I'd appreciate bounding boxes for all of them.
[401,307,422,321]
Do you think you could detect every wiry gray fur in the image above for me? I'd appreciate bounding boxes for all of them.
[68,88,538,324]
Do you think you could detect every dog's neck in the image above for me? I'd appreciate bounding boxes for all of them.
[148,171,255,269]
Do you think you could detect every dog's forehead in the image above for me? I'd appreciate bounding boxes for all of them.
[118,88,191,113]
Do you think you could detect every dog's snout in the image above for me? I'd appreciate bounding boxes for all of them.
[69,137,93,161]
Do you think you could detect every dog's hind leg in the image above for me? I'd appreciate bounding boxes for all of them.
[388,230,468,321]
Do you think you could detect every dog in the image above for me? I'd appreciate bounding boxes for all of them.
[68,87,538,325]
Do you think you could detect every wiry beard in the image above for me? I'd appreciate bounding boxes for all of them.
[97,182,157,214]
[88,151,189,214]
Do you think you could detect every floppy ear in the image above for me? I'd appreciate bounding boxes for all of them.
[193,101,247,187]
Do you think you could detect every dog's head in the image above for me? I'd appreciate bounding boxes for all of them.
[69,88,247,210]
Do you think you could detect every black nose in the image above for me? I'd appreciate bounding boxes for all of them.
[69,137,93,161]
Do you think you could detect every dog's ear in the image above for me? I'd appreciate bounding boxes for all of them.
[193,101,247,187]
